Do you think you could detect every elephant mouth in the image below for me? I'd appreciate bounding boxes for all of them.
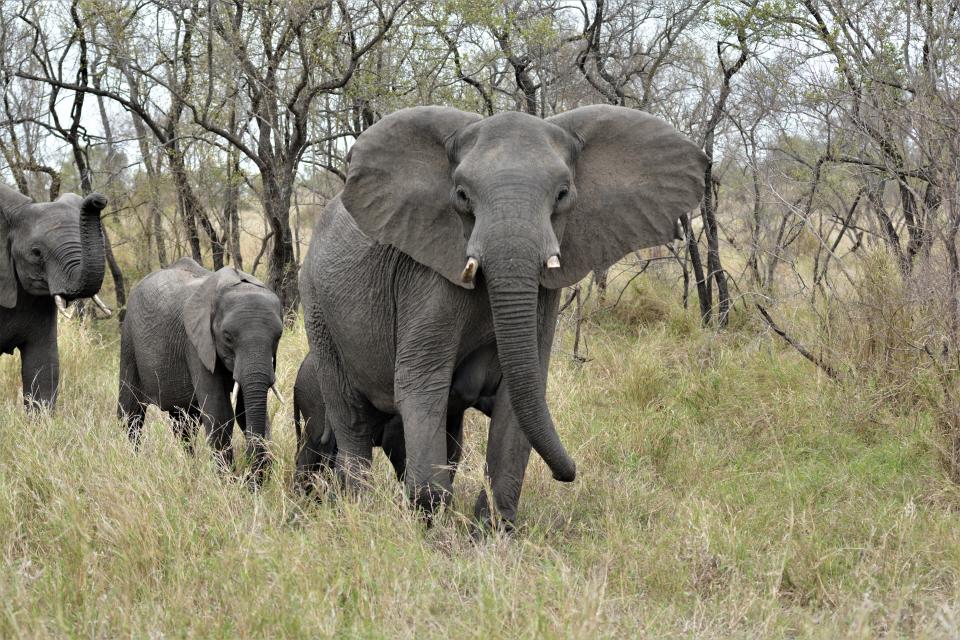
[24,278,50,295]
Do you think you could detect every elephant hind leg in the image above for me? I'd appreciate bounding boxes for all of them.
[119,395,146,447]
[293,395,338,495]
[378,416,407,482]
[117,340,147,446]
[324,383,380,497]
[445,407,466,483]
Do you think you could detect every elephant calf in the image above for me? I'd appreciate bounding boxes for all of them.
[293,349,497,495]
[293,351,406,491]
[118,258,284,482]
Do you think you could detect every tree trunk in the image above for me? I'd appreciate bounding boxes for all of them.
[262,176,299,313]
[701,172,730,326]
[167,139,227,270]
[225,147,243,269]
[681,213,711,323]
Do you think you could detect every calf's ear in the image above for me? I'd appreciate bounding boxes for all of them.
[182,275,221,373]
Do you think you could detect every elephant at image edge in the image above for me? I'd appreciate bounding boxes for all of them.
[0,184,109,409]
[293,349,498,490]
[299,104,706,525]
[118,258,284,482]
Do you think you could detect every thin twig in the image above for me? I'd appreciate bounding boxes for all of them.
[756,305,840,381]
[250,230,275,278]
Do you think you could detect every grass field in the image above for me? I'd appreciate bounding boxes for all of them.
[1,274,959,638]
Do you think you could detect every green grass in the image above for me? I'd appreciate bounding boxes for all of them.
[1,283,959,638]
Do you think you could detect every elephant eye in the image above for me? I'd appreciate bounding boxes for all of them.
[30,247,42,260]
[455,186,470,204]
[556,187,569,202]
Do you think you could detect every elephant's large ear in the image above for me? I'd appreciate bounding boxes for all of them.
[0,216,17,308]
[234,268,266,288]
[0,185,32,307]
[341,106,483,289]
[182,274,221,373]
[543,105,707,288]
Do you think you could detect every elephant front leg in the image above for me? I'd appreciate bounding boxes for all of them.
[397,385,453,514]
[197,395,235,473]
[474,385,532,533]
[19,334,59,411]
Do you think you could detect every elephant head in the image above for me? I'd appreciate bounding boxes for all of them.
[182,267,284,474]
[341,105,707,482]
[0,183,108,310]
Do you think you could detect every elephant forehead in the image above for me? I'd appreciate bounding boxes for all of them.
[458,113,575,160]
[454,133,574,189]
[219,286,283,316]
[21,207,79,237]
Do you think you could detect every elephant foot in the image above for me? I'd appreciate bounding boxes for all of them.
[470,516,516,540]
[241,439,273,490]
[407,482,451,519]
[126,427,144,451]
[212,447,234,475]
[293,463,337,499]
[244,469,264,490]
[472,492,517,538]
[245,460,272,491]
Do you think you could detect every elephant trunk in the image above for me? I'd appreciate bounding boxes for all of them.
[483,233,576,482]
[62,193,107,300]
[238,367,273,483]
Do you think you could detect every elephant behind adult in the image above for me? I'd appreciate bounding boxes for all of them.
[293,348,498,491]
[0,184,109,409]
[118,258,284,482]
[300,105,706,526]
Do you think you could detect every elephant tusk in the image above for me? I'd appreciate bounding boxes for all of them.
[546,255,561,269]
[230,382,240,408]
[271,383,285,404]
[461,257,479,283]
[92,294,112,317]
[54,295,74,319]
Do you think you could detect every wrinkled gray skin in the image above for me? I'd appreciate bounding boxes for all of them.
[300,105,706,525]
[0,184,107,409]
[118,258,283,483]
[293,349,497,492]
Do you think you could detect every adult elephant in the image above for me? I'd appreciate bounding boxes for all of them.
[300,105,706,526]
[118,258,284,483]
[0,184,109,409]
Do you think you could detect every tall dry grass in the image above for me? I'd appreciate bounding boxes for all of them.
[0,270,959,637]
